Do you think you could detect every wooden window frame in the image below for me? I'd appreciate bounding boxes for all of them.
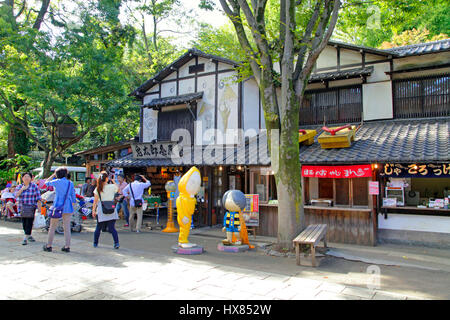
[304,177,372,209]
[393,74,450,119]
[299,85,363,125]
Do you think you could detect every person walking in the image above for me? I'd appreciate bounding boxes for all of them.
[43,167,76,253]
[115,174,130,227]
[92,171,120,249]
[14,172,42,245]
[123,174,150,233]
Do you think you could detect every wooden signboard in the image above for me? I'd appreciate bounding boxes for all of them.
[242,194,259,227]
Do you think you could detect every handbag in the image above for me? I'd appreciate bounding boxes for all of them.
[21,204,37,218]
[33,210,46,229]
[98,189,116,215]
[49,182,71,219]
[130,184,142,208]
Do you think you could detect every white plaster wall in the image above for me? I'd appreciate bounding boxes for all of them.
[378,213,450,234]
[142,108,158,142]
[366,62,391,83]
[365,53,386,63]
[160,81,176,97]
[340,49,362,66]
[143,94,159,106]
[198,57,216,73]
[217,71,239,144]
[146,84,159,94]
[243,78,260,132]
[178,58,195,78]
[178,78,195,95]
[363,81,393,121]
[393,67,450,80]
[162,72,176,81]
[316,46,337,69]
[218,62,234,71]
[196,74,216,145]
[394,52,450,69]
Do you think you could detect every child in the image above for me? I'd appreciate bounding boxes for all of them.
[1,184,18,217]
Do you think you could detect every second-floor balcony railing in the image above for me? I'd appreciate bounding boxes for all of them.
[299,86,362,126]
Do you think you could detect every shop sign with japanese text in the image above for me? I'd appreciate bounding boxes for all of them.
[301,165,372,178]
[380,163,450,178]
[132,142,182,159]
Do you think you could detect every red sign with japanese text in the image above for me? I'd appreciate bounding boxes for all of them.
[302,165,372,178]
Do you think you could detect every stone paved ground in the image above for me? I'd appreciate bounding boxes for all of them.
[0,219,448,300]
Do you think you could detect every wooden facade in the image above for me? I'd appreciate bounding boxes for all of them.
[393,74,450,119]
[112,40,450,246]
[304,207,375,246]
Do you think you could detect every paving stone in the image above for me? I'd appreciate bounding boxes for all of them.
[372,291,407,300]
[193,284,233,299]
[315,290,361,300]
[341,286,376,299]
[316,282,346,294]
[285,277,323,290]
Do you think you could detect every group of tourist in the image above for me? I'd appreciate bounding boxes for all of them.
[1,167,151,252]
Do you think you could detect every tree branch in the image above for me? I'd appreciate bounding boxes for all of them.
[294,0,341,93]
[32,0,51,30]
[0,91,48,151]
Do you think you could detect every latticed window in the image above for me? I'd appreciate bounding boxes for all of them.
[393,74,450,119]
[299,86,362,125]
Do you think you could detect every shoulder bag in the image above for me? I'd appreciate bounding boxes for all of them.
[98,187,116,215]
[49,181,71,219]
[130,184,142,208]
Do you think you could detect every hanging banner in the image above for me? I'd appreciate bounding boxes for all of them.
[380,163,450,178]
[302,165,372,178]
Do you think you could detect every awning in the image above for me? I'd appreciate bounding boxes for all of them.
[143,92,203,109]
[309,66,374,83]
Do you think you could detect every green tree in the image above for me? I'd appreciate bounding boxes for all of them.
[0,0,136,177]
[380,27,448,49]
[218,0,341,248]
[335,0,450,47]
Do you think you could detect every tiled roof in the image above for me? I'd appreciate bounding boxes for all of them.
[386,39,450,57]
[131,48,239,97]
[108,118,449,168]
[143,92,203,108]
[106,144,261,168]
[299,118,450,164]
[309,66,373,83]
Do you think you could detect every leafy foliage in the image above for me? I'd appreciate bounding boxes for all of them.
[335,0,450,47]
[380,27,448,49]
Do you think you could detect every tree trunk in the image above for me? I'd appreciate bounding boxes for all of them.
[42,151,55,178]
[7,129,15,158]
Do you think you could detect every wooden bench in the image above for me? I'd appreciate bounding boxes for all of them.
[293,224,328,267]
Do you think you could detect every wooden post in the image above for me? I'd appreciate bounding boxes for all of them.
[295,243,300,266]
[372,165,378,246]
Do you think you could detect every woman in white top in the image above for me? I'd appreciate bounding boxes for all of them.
[92,171,120,249]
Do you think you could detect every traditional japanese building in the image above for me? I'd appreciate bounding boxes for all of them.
[108,39,450,246]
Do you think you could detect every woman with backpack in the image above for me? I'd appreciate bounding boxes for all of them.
[92,171,120,249]
[43,167,76,252]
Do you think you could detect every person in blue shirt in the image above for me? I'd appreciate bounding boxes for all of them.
[43,167,76,253]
